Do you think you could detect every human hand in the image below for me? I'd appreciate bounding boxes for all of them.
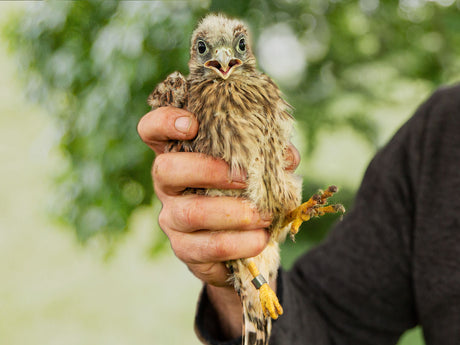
[138,106,300,337]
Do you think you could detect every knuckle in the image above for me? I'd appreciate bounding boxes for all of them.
[169,233,190,262]
[187,262,229,286]
[157,207,169,232]
[136,114,149,141]
[151,154,169,185]
[158,207,192,263]
[159,198,189,233]
[197,263,216,280]
[175,198,197,229]
[209,233,233,259]
[137,108,169,144]
[195,263,224,286]
[253,230,268,254]
[137,111,159,143]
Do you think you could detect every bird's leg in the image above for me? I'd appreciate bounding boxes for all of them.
[246,260,283,319]
[284,185,345,240]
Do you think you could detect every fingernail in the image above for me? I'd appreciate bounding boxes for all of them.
[230,168,247,183]
[260,212,273,222]
[285,149,294,165]
[175,116,192,134]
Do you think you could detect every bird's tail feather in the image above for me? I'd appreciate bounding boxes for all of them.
[227,258,274,345]
[242,298,271,345]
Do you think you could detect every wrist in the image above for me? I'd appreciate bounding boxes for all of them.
[206,284,243,339]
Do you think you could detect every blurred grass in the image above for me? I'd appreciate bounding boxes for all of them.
[399,328,425,345]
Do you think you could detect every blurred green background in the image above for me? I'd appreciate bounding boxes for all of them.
[1,0,459,344]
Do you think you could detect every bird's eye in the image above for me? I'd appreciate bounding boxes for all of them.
[238,38,246,53]
[197,40,207,54]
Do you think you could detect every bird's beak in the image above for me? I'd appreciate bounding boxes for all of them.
[204,47,242,80]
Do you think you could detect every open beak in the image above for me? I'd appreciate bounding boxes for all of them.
[204,47,242,79]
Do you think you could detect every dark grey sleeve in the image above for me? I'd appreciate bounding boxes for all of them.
[272,84,460,345]
[195,84,460,345]
[275,132,421,345]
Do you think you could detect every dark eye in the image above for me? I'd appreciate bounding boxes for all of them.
[238,38,246,52]
[197,40,207,54]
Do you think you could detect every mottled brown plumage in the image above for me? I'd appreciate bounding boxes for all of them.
[148,14,343,345]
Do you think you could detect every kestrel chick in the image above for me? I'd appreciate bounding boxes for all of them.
[148,14,343,345]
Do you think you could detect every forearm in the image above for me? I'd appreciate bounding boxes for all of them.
[206,285,243,339]
[195,284,243,344]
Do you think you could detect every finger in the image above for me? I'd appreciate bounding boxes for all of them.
[137,106,199,154]
[285,144,300,171]
[160,195,272,233]
[188,262,231,287]
[169,228,269,265]
[153,152,247,195]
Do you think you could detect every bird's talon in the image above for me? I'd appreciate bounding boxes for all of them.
[259,283,283,319]
[284,185,345,237]
[334,204,346,213]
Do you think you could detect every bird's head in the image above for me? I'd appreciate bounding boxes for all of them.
[189,14,256,80]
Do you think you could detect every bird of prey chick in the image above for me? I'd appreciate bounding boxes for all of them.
[148,14,344,345]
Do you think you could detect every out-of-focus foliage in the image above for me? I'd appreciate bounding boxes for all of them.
[3,0,460,249]
[3,1,208,243]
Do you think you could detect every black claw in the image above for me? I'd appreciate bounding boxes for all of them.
[334,204,346,213]
[328,185,338,193]
[312,194,321,202]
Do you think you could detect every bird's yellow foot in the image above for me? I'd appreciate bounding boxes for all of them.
[284,185,345,240]
[246,260,283,319]
[259,283,283,319]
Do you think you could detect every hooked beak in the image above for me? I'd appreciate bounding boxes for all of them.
[204,47,242,79]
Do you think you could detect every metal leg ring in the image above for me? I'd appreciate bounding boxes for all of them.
[251,274,268,289]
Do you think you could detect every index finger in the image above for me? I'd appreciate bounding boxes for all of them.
[137,106,199,155]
